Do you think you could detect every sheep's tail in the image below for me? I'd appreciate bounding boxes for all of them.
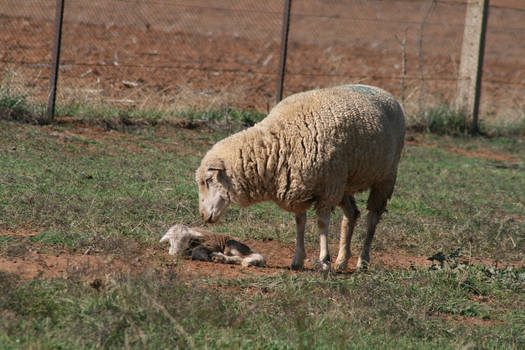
[241,252,266,267]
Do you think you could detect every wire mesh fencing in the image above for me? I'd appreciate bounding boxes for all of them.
[1,0,524,124]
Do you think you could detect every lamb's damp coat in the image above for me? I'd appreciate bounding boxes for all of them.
[160,224,266,267]
[196,84,405,270]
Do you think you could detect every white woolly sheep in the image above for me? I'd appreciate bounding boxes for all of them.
[160,224,266,267]
[195,84,405,271]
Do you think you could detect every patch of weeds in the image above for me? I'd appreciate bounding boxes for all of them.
[57,102,165,121]
[483,111,525,138]
[422,104,467,135]
[0,235,16,254]
[55,103,266,134]
[30,230,84,250]
[424,249,524,321]
[179,108,265,130]
[0,83,43,123]
[413,104,525,137]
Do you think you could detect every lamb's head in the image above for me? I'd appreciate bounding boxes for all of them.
[160,224,200,255]
[196,157,231,223]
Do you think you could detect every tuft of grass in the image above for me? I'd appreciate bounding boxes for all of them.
[56,102,166,121]
[483,112,525,138]
[56,101,265,127]
[1,79,265,133]
[420,104,467,136]
[0,84,44,123]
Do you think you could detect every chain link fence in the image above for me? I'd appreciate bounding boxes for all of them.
[1,0,524,124]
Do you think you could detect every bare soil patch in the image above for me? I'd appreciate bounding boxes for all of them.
[1,229,518,283]
[444,145,521,163]
[406,134,522,163]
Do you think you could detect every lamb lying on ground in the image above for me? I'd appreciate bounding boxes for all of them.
[160,224,266,267]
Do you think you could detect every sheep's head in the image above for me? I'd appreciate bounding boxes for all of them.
[196,157,231,223]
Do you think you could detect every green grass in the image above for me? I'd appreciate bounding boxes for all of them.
[0,265,523,349]
[0,98,524,348]
[381,134,525,261]
[56,102,265,128]
[3,118,522,259]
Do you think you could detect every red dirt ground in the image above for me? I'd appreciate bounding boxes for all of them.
[1,227,518,283]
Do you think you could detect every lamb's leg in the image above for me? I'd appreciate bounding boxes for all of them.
[317,214,331,271]
[241,253,266,267]
[357,187,388,270]
[335,195,360,271]
[211,252,243,265]
[191,245,213,262]
[291,212,307,270]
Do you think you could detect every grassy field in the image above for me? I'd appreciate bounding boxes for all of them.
[0,96,524,348]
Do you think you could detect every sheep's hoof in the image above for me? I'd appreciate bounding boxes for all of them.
[334,258,349,272]
[313,260,331,272]
[356,256,370,271]
[290,253,306,270]
[290,261,304,271]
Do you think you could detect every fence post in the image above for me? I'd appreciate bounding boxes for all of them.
[46,0,65,122]
[456,0,489,134]
[276,0,292,104]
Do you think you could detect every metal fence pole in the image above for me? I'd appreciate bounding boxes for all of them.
[276,0,292,104]
[46,0,65,122]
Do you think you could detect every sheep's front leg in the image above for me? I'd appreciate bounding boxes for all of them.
[291,212,307,270]
[317,214,331,271]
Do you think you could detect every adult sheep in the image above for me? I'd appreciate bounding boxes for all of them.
[196,84,405,271]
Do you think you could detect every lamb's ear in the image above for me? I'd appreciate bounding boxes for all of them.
[207,159,225,172]
[160,224,180,243]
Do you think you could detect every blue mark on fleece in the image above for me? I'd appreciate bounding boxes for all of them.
[340,84,378,95]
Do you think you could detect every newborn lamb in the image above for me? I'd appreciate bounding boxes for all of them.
[160,224,266,267]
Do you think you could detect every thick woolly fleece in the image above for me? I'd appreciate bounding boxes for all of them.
[197,84,405,216]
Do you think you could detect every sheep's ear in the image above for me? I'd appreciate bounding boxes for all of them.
[207,159,225,171]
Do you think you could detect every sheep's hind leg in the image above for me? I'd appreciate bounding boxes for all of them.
[357,187,388,270]
[291,212,307,270]
[316,214,331,271]
[335,195,360,271]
